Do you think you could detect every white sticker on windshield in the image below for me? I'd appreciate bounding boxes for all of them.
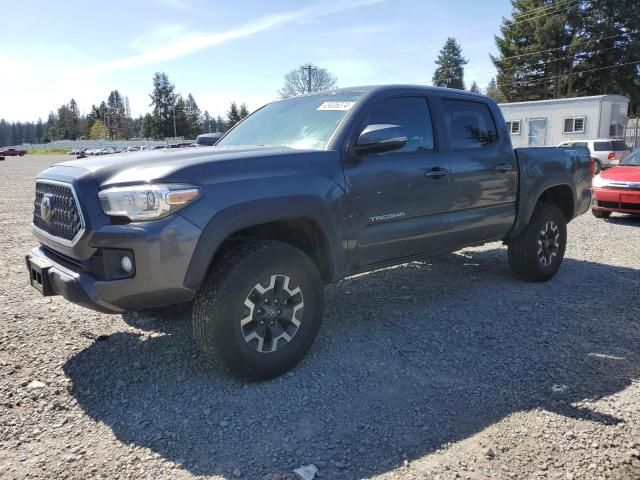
[317,101,355,111]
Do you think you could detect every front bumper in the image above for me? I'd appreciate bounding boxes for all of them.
[26,214,202,313]
[592,187,640,214]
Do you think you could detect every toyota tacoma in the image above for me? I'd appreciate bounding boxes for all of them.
[26,86,593,380]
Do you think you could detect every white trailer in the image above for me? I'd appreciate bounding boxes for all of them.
[499,95,630,148]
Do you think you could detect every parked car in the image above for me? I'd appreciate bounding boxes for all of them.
[0,147,27,156]
[27,86,592,380]
[592,148,640,218]
[558,139,631,171]
[97,147,117,156]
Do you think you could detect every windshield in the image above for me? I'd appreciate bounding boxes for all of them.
[620,149,640,166]
[217,92,363,150]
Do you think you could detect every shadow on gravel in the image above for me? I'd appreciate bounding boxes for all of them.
[64,249,640,479]
[606,214,640,227]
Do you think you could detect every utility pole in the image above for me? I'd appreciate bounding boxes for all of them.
[172,99,177,138]
[303,64,316,93]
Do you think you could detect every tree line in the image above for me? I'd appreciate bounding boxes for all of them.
[1,0,637,147]
[0,72,250,146]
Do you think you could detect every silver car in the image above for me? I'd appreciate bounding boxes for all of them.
[558,139,631,170]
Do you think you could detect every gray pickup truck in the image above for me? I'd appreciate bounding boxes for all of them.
[26,86,592,380]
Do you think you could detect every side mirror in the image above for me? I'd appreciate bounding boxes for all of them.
[354,124,407,155]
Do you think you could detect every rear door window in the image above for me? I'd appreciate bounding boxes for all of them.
[442,99,498,150]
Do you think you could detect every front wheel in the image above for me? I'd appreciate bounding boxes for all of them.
[508,203,567,282]
[192,240,323,380]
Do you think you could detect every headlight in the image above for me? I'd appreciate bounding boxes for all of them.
[98,184,201,221]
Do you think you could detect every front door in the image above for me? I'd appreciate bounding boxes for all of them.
[343,96,451,268]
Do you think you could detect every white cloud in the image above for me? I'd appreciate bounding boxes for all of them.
[93,0,386,73]
[0,0,388,120]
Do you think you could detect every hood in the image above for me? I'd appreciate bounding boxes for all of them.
[52,146,317,186]
[601,165,640,182]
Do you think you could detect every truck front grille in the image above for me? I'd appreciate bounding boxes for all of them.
[33,181,84,245]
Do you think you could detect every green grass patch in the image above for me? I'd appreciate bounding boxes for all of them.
[30,148,72,155]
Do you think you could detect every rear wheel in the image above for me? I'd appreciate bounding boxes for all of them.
[192,240,323,380]
[592,209,611,219]
[508,203,567,282]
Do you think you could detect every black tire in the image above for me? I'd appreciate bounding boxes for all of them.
[592,209,611,219]
[508,203,567,282]
[192,240,323,380]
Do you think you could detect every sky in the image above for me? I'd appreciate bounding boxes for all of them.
[0,0,513,122]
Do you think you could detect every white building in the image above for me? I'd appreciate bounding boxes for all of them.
[499,95,630,148]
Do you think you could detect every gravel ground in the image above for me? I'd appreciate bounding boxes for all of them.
[1,155,639,480]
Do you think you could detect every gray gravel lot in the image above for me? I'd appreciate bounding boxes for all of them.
[1,155,639,480]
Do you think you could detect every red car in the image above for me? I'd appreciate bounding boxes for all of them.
[592,148,640,218]
[0,148,27,156]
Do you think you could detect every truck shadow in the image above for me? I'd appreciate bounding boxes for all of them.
[64,248,640,479]
[605,214,640,227]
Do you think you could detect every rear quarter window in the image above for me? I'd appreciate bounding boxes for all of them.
[442,99,498,150]
[594,141,612,151]
[611,140,630,151]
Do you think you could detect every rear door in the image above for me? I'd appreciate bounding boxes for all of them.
[439,97,518,245]
[343,95,451,267]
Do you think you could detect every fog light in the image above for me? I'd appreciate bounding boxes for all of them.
[120,255,133,273]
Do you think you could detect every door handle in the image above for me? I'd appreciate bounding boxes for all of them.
[495,163,513,172]
[425,167,449,178]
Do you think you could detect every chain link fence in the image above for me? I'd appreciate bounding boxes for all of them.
[7,139,175,151]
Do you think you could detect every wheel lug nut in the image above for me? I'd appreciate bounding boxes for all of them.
[270,321,275,326]
[277,310,282,315]
[274,299,279,304]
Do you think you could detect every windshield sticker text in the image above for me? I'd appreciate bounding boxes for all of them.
[317,101,355,111]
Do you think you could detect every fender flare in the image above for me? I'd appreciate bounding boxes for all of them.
[182,196,345,290]
[508,178,576,238]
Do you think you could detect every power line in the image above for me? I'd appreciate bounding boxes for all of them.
[512,0,577,19]
[496,60,640,88]
[472,41,640,78]
[506,0,582,26]
[496,31,639,62]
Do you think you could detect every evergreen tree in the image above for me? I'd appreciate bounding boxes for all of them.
[173,95,187,138]
[184,93,202,138]
[574,0,640,111]
[107,90,126,139]
[140,114,155,138]
[202,110,214,133]
[485,78,507,103]
[149,72,176,138]
[45,111,57,142]
[469,81,481,94]
[432,37,468,90]
[216,115,226,132]
[239,103,250,118]
[492,0,583,101]
[35,119,44,143]
[226,102,242,129]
